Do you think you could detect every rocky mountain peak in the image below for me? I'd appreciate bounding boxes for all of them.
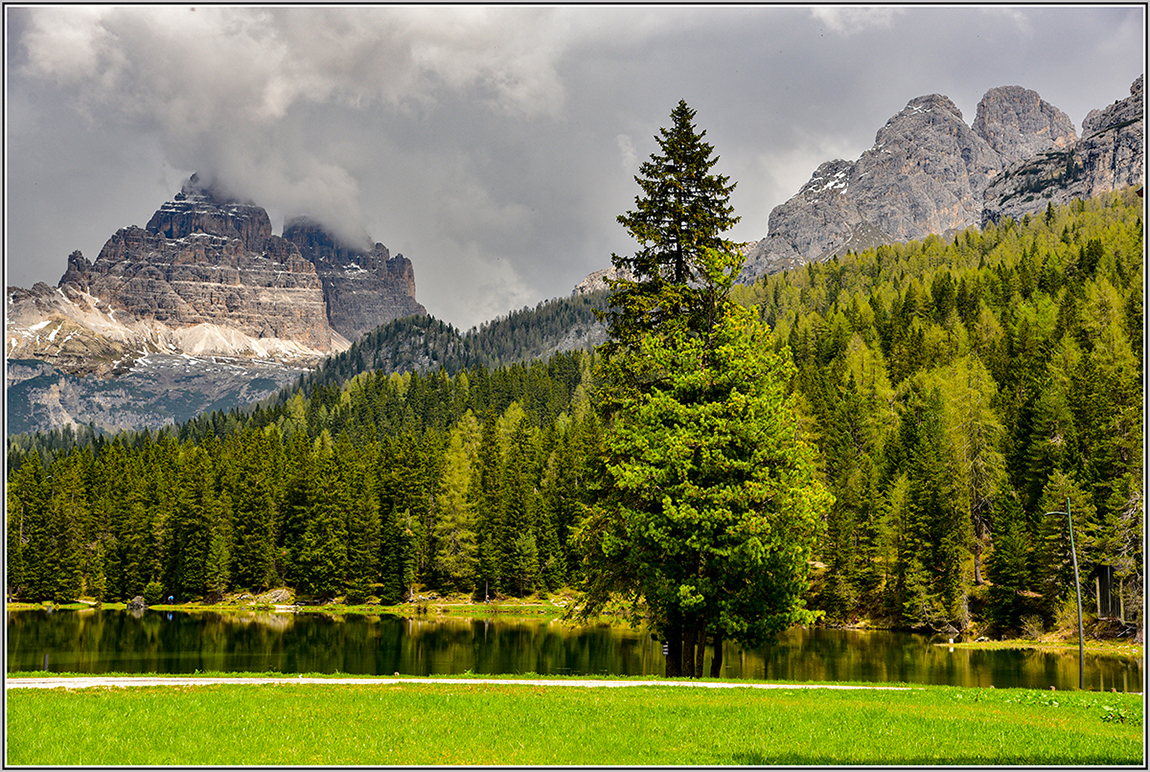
[7,176,430,377]
[147,173,273,253]
[982,75,1143,226]
[900,93,964,122]
[283,217,426,341]
[973,85,1077,164]
[572,265,633,296]
[58,250,92,291]
[1082,73,1144,136]
[283,218,383,271]
[739,78,1143,284]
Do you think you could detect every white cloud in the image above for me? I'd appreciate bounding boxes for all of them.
[809,7,902,36]
[615,134,638,176]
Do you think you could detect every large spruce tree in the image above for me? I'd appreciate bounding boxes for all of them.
[578,101,831,677]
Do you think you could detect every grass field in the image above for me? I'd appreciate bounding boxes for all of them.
[6,679,1143,766]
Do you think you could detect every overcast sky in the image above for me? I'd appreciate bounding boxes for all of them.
[5,5,1144,330]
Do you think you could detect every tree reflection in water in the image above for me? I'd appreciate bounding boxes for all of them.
[5,610,1141,693]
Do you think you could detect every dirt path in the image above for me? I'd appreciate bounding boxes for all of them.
[7,676,915,691]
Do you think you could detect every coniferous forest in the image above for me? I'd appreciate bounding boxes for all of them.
[6,187,1143,640]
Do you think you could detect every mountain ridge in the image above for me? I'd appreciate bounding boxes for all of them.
[738,76,1143,282]
[5,175,425,378]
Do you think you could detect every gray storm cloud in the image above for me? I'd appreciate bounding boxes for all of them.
[17,5,577,253]
[7,5,1143,330]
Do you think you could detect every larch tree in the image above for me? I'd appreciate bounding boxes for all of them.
[575,100,831,677]
[432,414,481,592]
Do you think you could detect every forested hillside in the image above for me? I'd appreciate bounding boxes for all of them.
[735,187,1143,631]
[7,189,1142,637]
[296,289,609,392]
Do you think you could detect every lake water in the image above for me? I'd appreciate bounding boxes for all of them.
[7,608,1142,692]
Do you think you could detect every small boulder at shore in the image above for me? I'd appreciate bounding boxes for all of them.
[258,589,292,605]
[127,596,146,610]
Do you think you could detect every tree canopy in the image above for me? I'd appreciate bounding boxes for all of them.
[604,99,740,349]
[578,101,830,677]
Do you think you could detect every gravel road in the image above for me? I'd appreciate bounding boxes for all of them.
[7,676,915,691]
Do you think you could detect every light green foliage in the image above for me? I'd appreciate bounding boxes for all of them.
[584,301,831,655]
[740,187,1143,633]
[3,189,1141,639]
[432,416,481,591]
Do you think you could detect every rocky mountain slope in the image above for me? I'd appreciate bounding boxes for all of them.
[6,176,426,378]
[740,76,1143,282]
[982,75,1144,225]
[5,355,307,436]
[6,279,608,436]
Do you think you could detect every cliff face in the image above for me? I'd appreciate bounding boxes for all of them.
[739,79,1140,283]
[971,85,1078,164]
[6,176,427,378]
[982,75,1144,225]
[283,219,426,342]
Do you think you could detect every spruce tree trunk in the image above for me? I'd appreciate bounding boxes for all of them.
[694,627,706,678]
[681,622,696,678]
[665,623,682,677]
[709,631,724,678]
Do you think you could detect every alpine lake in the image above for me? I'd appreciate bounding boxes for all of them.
[7,607,1142,693]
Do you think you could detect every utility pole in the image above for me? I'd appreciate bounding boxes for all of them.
[1048,496,1084,690]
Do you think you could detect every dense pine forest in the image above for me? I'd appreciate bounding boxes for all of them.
[6,188,1143,638]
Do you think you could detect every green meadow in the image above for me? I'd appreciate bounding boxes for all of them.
[6,679,1142,766]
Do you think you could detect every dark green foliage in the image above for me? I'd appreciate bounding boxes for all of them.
[605,100,740,349]
[226,431,279,592]
[4,188,1142,639]
[143,579,164,605]
[986,489,1040,630]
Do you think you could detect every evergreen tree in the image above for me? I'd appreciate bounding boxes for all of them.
[578,293,830,676]
[228,431,279,591]
[500,421,539,595]
[339,434,380,604]
[166,444,218,600]
[44,451,88,602]
[297,436,349,598]
[278,429,314,584]
[474,413,504,597]
[7,454,50,598]
[605,99,740,349]
[1032,470,1093,622]
[895,383,969,628]
[986,488,1038,631]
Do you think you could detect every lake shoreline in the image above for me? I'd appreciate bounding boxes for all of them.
[7,598,1143,660]
[8,602,1140,662]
